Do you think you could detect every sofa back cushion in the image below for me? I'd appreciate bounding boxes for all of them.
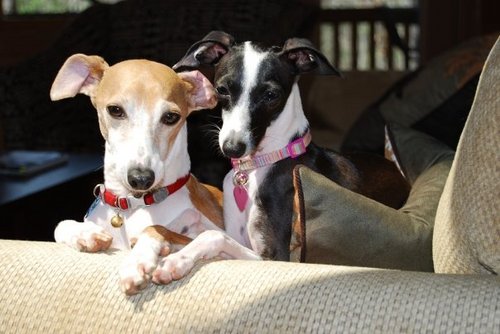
[290,124,455,271]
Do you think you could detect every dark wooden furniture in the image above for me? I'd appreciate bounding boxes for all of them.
[0,153,102,241]
[317,7,419,70]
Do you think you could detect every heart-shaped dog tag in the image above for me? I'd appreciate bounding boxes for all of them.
[233,186,248,212]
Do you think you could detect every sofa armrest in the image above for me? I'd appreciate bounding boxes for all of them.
[0,239,498,333]
[433,36,500,275]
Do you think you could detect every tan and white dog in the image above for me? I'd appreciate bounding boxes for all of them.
[50,54,260,295]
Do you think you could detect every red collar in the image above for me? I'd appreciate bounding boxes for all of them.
[95,174,191,211]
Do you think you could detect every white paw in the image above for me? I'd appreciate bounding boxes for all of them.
[119,256,155,295]
[119,237,163,295]
[55,220,112,252]
[152,252,195,284]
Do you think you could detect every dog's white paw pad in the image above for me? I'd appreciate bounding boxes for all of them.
[120,276,149,296]
[119,267,150,295]
[152,268,173,285]
[119,253,158,295]
[152,253,195,284]
[75,229,112,252]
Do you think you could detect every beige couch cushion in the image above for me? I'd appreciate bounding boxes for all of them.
[0,240,499,333]
[433,37,500,274]
[291,161,450,271]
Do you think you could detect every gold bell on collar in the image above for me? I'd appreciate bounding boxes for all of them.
[110,213,124,228]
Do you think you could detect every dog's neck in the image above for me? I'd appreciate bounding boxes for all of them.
[253,83,309,156]
[103,125,191,197]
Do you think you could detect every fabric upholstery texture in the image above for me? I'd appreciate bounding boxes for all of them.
[291,161,450,271]
[291,125,454,271]
[385,123,455,184]
[0,240,499,333]
[433,36,500,275]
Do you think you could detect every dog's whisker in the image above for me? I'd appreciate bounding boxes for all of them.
[206,113,222,121]
[198,120,221,132]
[207,124,222,133]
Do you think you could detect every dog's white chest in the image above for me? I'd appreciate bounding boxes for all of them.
[223,166,270,253]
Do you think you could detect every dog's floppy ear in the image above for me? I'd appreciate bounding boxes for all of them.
[50,53,109,101]
[178,70,217,112]
[173,31,234,71]
[280,38,341,77]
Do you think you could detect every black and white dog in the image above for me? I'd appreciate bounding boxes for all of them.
[174,31,408,261]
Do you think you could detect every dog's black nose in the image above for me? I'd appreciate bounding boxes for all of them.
[222,139,247,158]
[127,168,155,190]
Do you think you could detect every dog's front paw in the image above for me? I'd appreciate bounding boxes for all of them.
[76,230,113,252]
[55,220,113,252]
[119,238,166,295]
[119,259,155,295]
[152,252,195,285]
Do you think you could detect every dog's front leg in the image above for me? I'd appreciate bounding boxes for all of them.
[152,230,261,285]
[119,225,190,295]
[54,220,113,252]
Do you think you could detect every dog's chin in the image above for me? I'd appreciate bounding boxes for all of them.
[221,146,257,160]
[123,183,157,197]
[130,189,150,198]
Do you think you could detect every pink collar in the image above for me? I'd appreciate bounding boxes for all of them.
[231,131,312,172]
[230,131,312,212]
[94,174,191,211]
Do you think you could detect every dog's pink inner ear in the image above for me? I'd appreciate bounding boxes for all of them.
[50,54,108,101]
[64,62,94,94]
[178,70,217,112]
[195,43,228,64]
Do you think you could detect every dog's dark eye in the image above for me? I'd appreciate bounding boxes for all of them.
[161,112,181,125]
[216,85,230,97]
[263,90,280,103]
[106,105,126,119]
